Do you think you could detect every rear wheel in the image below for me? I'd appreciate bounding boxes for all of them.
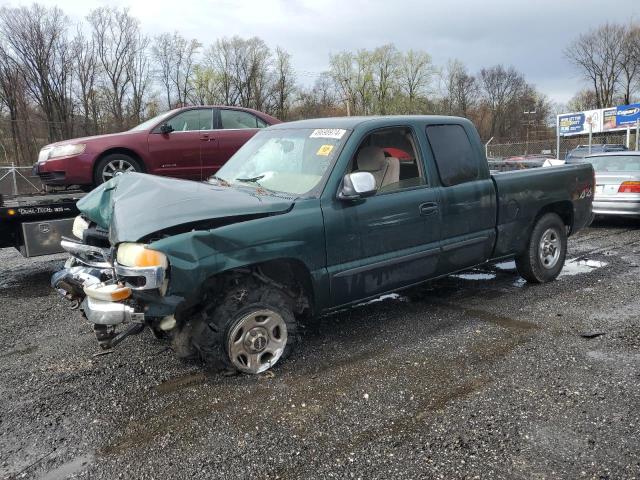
[516,212,567,283]
[93,153,142,186]
[190,280,299,374]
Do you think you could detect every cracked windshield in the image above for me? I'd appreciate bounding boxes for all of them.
[213,128,348,195]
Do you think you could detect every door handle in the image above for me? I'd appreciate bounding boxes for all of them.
[200,135,214,142]
[419,202,438,216]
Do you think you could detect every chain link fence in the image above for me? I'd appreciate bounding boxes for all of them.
[0,166,43,196]
[487,132,638,160]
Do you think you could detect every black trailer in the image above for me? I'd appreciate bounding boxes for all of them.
[0,191,83,257]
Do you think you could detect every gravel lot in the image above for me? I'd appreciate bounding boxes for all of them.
[1,219,639,479]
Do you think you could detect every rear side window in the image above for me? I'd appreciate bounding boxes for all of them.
[426,124,479,186]
[220,109,264,129]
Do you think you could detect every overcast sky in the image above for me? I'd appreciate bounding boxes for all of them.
[4,0,640,104]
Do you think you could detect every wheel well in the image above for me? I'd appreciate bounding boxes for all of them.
[535,201,574,234]
[94,148,146,175]
[248,259,315,317]
[184,259,315,321]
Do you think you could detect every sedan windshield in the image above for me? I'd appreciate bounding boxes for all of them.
[588,155,640,172]
[214,128,349,195]
[129,109,180,131]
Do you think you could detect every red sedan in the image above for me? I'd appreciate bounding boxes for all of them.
[35,106,280,189]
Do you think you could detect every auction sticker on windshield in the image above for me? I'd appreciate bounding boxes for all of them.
[309,129,346,139]
[316,145,334,156]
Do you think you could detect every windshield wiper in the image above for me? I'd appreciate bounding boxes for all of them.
[210,175,230,186]
[236,175,265,184]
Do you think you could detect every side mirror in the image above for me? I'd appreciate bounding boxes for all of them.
[338,172,377,201]
[159,123,174,134]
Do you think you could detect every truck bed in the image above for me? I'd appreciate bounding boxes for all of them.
[491,163,594,258]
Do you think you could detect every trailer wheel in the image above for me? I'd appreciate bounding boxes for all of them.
[191,280,299,374]
[516,212,567,283]
[94,153,142,186]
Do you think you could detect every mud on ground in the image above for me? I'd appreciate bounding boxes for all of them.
[1,218,639,479]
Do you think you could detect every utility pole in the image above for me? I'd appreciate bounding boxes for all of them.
[523,110,536,155]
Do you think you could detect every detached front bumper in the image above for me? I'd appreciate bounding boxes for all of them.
[82,296,144,326]
[53,239,177,349]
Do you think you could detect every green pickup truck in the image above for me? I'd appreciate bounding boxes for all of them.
[53,116,594,374]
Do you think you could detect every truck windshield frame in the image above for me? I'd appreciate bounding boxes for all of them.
[213,127,352,197]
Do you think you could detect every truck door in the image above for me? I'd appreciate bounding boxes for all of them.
[424,124,497,273]
[322,126,442,307]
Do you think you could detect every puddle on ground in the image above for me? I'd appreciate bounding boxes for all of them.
[559,259,608,277]
[451,272,497,281]
[494,260,516,271]
[360,293,409,306]
[512,278,527,288]
[39,453,94,480]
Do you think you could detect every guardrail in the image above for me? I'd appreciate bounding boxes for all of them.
[0,164,43,196]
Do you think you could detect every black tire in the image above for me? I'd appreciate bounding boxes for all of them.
[516,212,567,283]
[190,279,299,374]
[93,153,142,186]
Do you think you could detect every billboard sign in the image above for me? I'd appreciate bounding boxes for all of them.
[558,109,602,136]
[615,103,640,127]
[602,107,618,131]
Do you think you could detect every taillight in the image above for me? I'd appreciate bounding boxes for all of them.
[618,181,640,193]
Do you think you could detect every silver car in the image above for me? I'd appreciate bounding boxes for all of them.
[585,151,640,218]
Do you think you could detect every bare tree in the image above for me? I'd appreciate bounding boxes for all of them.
[0,43,36,164]
[0,4,74,141]
[205,39,237,105]
[87,7,143,130]
[294,72,340,119]
[399,49,434,113]
[565,23,626,108]
[190,64,219,105]
[329,51,357,115]
[271,47,295,119]
[372,44,400,114]
[619,24,640,105]
[480,65,526,138]
[172,34,201,106]
[151,32,174,108]
[567,88,599,112]
[73,31,100,135]
[128,34,150,125]
[441,59,478,116]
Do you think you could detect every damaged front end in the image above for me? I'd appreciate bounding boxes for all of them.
[52,225,177,349]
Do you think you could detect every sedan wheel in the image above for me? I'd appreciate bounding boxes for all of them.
[93,153,143,186]
[101,158,137,182]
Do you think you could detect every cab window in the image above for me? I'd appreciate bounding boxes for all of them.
[426,124,479,186]
[347,127,425,193]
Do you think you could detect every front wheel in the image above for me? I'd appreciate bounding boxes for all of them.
[190,281,299,374]
[93,153,142,186]
[516,213,567,283]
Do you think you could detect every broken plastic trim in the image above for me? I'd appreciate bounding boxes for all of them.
[61,238,111,269]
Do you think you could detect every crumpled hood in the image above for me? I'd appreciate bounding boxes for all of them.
[77,173,295,244]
